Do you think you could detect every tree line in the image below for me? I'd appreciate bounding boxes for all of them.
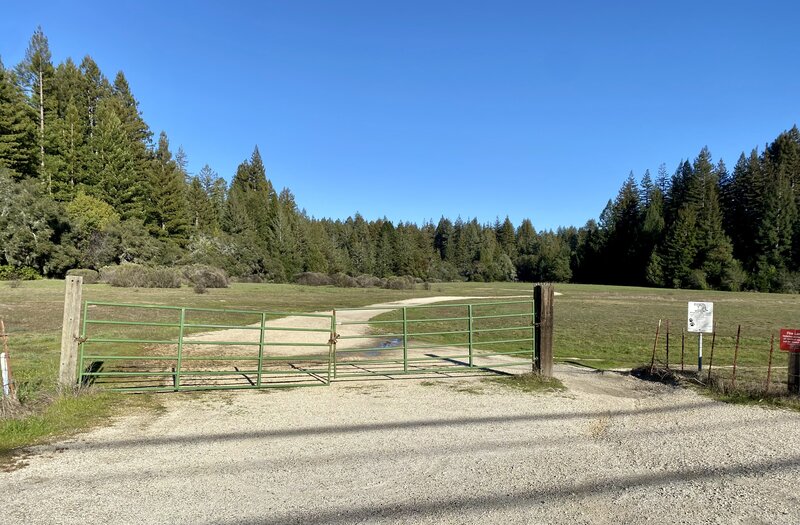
[1,28,799,291]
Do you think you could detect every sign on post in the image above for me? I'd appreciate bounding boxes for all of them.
[687,302,714,333]
[688,302,713,371]
[779,329,800,352]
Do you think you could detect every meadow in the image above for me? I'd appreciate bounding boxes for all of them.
[1,279,798,456]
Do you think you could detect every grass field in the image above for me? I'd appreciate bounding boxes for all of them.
[1,279,799,456]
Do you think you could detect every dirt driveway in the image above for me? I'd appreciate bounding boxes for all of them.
[4,362,800,524]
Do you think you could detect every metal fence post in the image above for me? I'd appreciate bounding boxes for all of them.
[174,308,186,391]
[327,314,336,385]
[534,284,554,377]
[402,307,408,372]
[59,276,83,389]
[332,309,338,379]
[257,312,266,387]
[468,304,474,367]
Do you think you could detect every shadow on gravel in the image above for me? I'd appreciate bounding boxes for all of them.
[212,454,800,525]
[67,400,721,451]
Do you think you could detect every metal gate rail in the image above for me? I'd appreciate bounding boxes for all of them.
[333,299,535,379]
[79,301,335,392]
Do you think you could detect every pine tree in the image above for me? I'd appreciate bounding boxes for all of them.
[496,216,517,260]
[15,26,54,189]
[0,58,38,177]
[434,216,454,261]
[87,99,145,219]
[112,71,151,146]
[660,206,698,288]
[149,131,189,239]
[270,188,303,279]
[79,56,111,140]
[49,99,86,199]
[603,173,642,284]
[515,218,538,257]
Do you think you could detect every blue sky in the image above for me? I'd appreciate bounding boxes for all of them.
[2,1,799,230]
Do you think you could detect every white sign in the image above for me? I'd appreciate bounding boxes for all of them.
[687,302,714,333]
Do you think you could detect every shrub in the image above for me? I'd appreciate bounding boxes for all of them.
[384,275,416,290]
[180,265,229,288]
[193,282,207,294]
[101,264,182,288]
[0,265,40,281]
[66,269,100,284]
[331,273,358,288]
[355,274,383,288]
[294,272,332,286]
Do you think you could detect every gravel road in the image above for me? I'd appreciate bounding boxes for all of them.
[4,298,800,524]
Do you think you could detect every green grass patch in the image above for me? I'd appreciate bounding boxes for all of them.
[491,373,566,393]
[0,391,162,462]
[705,389,800,411]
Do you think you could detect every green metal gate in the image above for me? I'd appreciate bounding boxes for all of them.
[78,298,535,392]
[332,300,535,379]
[79,302,335,392]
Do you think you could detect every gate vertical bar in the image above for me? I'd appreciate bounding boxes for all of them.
[174,308,186,391]
[328,314,335,385]
[332,309,338,379]
[256,312,266,387]
[531,299,536,367]
[402,307,408,372]
[468,304,474,367]
[78,300,89,386]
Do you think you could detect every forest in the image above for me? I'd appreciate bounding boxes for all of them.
[1,28,799,292]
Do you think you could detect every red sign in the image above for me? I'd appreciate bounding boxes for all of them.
[780,329,800,352]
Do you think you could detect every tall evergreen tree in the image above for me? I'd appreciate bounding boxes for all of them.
[87,99,145,218]
[149,131,189,239]
[0,58,38,177]
[15,26,54,189]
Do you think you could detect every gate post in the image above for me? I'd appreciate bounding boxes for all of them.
[789,353,800,394]
[59,276,83,389]
[534,284,554,377]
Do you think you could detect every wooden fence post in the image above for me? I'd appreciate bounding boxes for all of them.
[59,276,83,389]
[789,353,800,395]
[534,284,554,377]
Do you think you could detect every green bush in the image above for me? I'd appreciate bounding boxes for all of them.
[384,275,416,290]
[65,269,100,284]
[355,274,384,288]
[331,273,358,288]
[294,272,332,286]
[100,264,182,288]
[179,265,229,288]
[0,265,40,281]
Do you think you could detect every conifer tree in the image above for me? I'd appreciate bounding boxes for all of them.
[149,131,189,239]
[0,59,38,177]
[15,26,53,188]
[496,216,517,260]
[87,99,144,219]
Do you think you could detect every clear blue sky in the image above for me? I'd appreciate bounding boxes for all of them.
[3,1,799,230]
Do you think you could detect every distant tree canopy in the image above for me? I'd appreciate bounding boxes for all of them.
[1,28,799,292]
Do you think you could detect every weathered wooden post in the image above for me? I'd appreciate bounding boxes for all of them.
[534,284,554,377]
[789,353,800,394]
[58,276,83,389]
